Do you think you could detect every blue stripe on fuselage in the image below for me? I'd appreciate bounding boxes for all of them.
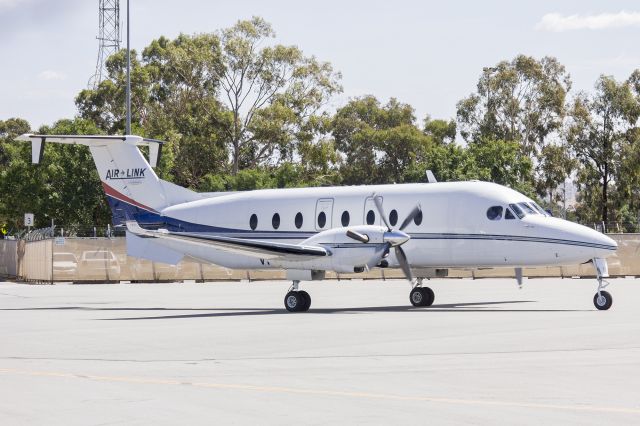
[107,195,616,251]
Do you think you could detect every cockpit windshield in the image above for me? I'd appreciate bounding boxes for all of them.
[508,202,549,218]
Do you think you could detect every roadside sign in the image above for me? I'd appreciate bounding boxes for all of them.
[24,213,34,227]
[54,237,65,246]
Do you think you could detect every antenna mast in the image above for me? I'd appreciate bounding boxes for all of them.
[89,0,121,89]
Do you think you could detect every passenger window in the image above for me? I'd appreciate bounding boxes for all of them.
[389,209,398,226]
[414,210,423,226]
[272,213,280,229]
[366,210,375,225]
[505,208,515,220]
[318,211,327,228]
[295,212,303,229]
[486,206,503,221]
[250,214,258,230]
[341,211,350,227]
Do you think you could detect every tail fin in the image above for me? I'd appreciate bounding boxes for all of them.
[17,134,201,225]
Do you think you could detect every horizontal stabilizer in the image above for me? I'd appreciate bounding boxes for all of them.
[17,134,165,168]
[126,231,184,265]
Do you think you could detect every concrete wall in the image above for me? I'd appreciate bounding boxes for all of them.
[12,234,640,283]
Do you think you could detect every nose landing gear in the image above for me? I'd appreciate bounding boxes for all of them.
[284,281,311,312]
[409,278,435,307]
[593,258,612,310]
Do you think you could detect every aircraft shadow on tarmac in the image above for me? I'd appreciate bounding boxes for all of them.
[0,301,592,320]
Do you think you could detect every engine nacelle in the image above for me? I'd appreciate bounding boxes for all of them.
[276,226,390,274]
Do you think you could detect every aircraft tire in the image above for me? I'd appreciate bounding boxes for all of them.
[410,288,426,307]
[285,291,303,312]
[422,287,435,306]
[593,291,612,310]
[298,291,311,311]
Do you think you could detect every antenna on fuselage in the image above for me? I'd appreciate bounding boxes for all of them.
[425,170,437,183]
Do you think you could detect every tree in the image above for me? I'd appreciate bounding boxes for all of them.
[217,17,342,174]
[332,96,434,184]
[457,55,571,156]
[466,139,535,196]
[0,118,111,229]
[567,75,640,224]
[535,144,576,212]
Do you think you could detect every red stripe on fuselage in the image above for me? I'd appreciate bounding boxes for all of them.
[101,182,158,213]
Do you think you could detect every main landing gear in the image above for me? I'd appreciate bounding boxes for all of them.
[409,278,435,307]
[593,258,613,311]
[284,281,311,312]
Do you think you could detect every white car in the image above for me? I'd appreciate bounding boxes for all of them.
[52,252,78,281]
[78,250,121,281]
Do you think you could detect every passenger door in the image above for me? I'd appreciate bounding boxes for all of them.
[315,199,334,231]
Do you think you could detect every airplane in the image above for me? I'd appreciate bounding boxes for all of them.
[18,133,618,312]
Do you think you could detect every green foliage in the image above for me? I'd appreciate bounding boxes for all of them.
[0,118,111,229]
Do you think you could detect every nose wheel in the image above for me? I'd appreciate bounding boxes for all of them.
[410,280,435,307]
[284,281,311,312]
[593,290,612,310]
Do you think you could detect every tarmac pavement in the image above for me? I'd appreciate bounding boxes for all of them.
[1,277,639,425]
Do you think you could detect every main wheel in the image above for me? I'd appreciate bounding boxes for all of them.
[593,291,613,310]
[284,291,303,312]
[298,291,311,311]
[422,287,435,306]
[410,288,426,307]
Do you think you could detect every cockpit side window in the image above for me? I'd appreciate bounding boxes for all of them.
[509,203,525,219]
[486,206,503,221]
[505,208,516,220]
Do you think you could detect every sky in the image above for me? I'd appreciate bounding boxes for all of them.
[1,0,640,129]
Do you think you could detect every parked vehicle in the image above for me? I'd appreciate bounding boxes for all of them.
[78,250,120,280]
[52,252,78,281]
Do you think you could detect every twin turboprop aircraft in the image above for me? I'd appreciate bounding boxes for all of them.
[18,134,618,311]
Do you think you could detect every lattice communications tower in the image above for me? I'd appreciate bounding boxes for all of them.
[89,0,121,89]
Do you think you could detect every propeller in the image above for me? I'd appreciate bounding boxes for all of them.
[346,229,369,243]
[343,193,421,281]
[373,193,421,282]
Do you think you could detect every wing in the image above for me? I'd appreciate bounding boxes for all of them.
[125,221,329,260]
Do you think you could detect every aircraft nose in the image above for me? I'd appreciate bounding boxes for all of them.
[583,225,618,254]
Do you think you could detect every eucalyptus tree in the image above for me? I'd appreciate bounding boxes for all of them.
[457,55,571,157]
[567,74,640,224]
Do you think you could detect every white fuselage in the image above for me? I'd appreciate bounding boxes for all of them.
[158,181,616,271]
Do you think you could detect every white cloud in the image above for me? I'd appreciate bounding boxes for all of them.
[536,11,640,32]
[37,70,66,81]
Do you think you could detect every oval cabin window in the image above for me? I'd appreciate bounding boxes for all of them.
[317,211,327,228]
[389,209,398,226]
[366,210,375,225]
[272,213,280,229]
[249,214,258,230]
[341,211,350,226]
[295,212,303,229]
[414,210,423,226]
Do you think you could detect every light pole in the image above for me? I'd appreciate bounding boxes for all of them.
[125,0,131,135]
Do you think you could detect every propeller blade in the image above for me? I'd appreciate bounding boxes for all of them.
[395,246,413,281]
[399,204,422,231]
[346,229,369,243]
[373,194,391,231]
